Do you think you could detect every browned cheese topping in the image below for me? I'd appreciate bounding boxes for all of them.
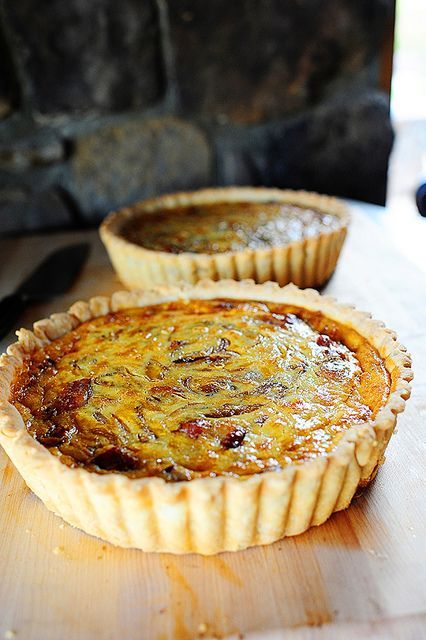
[11,299,389,481]
[122,201,341,253]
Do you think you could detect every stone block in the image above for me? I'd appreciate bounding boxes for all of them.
[169,0,393,123]
[214,89,393,205]
[0,156,74,234]
[0,186,73,234]
[70,116,212,221]
[0,119,64,170]
[5,0,163,113]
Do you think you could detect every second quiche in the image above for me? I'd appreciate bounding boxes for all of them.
[100,187,349,288]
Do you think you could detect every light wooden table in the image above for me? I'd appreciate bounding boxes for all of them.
[0,203,425,640]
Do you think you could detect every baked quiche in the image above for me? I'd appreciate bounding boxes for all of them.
[0,282,411,554]
[100,187,349,289]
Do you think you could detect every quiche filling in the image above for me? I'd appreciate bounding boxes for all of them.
[122,201,341,254]
[11,299,389,481]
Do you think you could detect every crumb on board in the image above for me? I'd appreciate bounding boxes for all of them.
[52,545,65,556]
[4,630,17,639]
[365,548,388,559]
[195,622,244,639]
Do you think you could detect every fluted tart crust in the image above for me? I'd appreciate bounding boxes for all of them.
[0,281,412,554]
[100,187,349,289]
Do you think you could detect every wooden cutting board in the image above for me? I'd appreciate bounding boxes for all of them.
[0,203,425,640]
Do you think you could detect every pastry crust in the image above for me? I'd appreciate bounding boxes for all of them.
[100,187,349,289]
[0,281,412,554]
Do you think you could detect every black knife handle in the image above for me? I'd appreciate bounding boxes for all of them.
[0,294,28,341]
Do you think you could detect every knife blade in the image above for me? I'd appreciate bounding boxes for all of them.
[0,243,90,341]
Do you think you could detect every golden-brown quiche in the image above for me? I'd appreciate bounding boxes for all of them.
[0,281,411,554]
[100,187,349,289]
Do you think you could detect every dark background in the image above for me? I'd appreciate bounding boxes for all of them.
[0,0,395,235]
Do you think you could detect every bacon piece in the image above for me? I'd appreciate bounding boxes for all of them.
[91,446,139,471]
[221,427,246,449]
[37,423,70,447]
[169,339,187,350]
[178,419,210,439]
[204,403,262,418]
[316,334,332,348]
[173,337,231,364]
[38,356,57,374]
[133,406,157,441]
[174,352,232,364]
[217,337,230,351]
[112,413,132,434]
[93,411,107,424]
[43,378,92,416]
[259,312,294,328]
[214,300,239,310]
[173,350,209,364]
[255,379,290,397]
[150,384,185,398]
[199,382,221,394]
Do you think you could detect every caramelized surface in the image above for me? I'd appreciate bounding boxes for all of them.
[11,300,389,481]
[122,201,341,253]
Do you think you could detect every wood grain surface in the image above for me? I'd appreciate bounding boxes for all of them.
[0,203,425,640]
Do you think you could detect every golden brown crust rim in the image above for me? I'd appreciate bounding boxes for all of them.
[0,281,412,554]
[99,187,350,289]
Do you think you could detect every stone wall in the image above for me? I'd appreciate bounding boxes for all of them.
[0,0,395,234]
